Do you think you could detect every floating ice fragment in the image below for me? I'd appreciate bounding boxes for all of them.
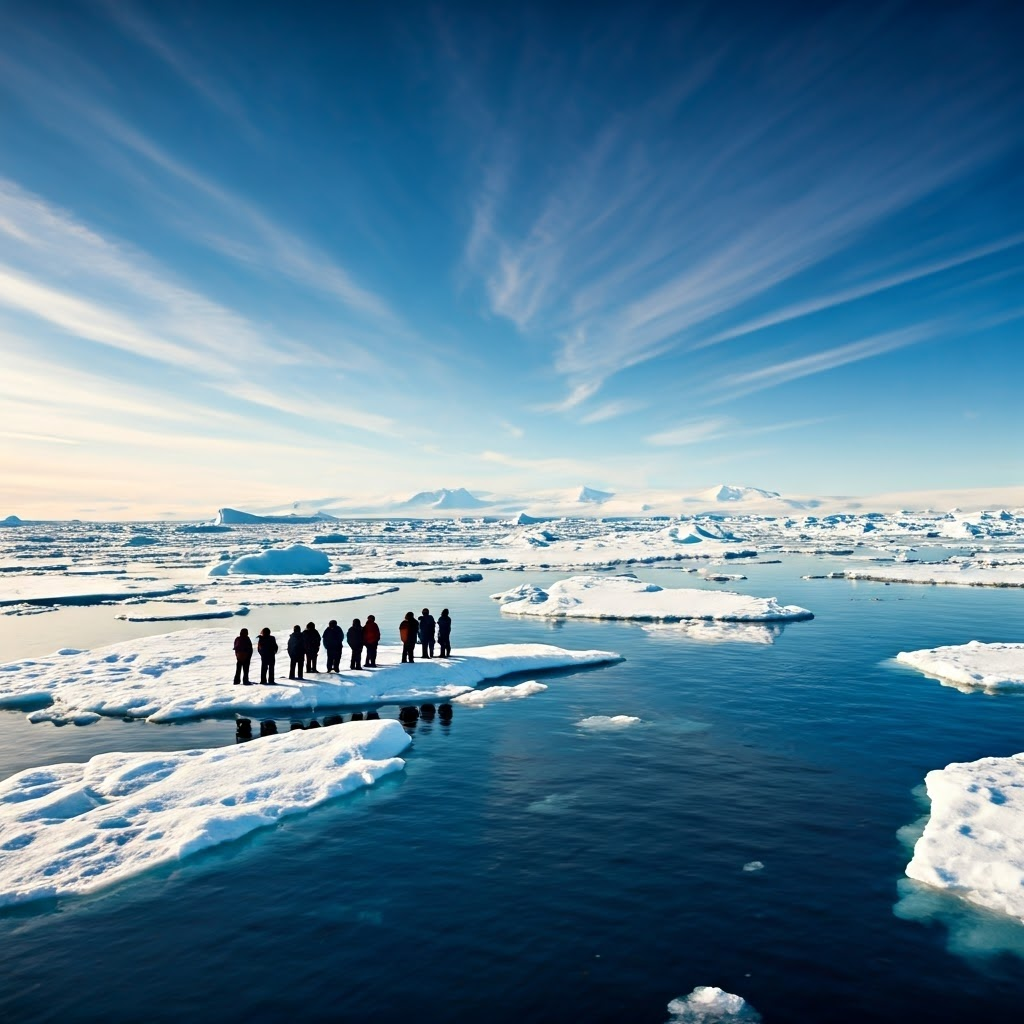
[666,986,760,1022]
[896,642,1024,692]
[576,715,641,730]
[742,861,764,872]
[451,681,548,705]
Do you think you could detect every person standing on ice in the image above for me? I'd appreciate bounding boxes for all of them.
[347,618,364,670]
[437,609,452,658]
[233,627,253,684]
[322,619,343,673]
[303,621,321,673]
[363,614,381,667]
[418,607,436,659]
[399,611,417,663]
[287,625,305,680]
[257,627,278,685]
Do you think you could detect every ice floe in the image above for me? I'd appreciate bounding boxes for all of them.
[194,580,398,606]
[666,987,760,1022]
[905,753,1024,923]
[896,642,1024,692]
[0,577,188,608]
[0,719,410,908]
[576,715,641,730]
[451,681,548,705]
[844,562,1024,587]
[641,622,782,645]
[0,629,621,725]
[493,573,812,623]
[209,544,331,576]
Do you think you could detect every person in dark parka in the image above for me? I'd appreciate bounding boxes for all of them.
[363,614,380,667]
[418,608,436,659]
[257,627,278,685]
[287,625,305,680]
[322,619,344,672]
[233,627,253,684]
[303,621,321,673]
[437,609,452,658]
[399,611,417,663]
[347,618,364,670]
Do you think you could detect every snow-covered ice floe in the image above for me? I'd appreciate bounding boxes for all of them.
[896,642,1024,692]
[0,629,621,725]
[451,681,547,705]
[666,986,761,1022]
[905,753,1024,924]
[844,562,1024,588]
[576,715,640,730]
[641,622,783,645]
[493,573,812,623]
[0,719,410,908]
[116,604,251,622]
[208,543,330,576]
[0,577,188,608]
[195,580,399,606]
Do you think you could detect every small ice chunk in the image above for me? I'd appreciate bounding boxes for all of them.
[577,715,641,730]
[666,986,761,1022]
[742,861,764,872]
[896,641,1024,692]
[452,681,548,705]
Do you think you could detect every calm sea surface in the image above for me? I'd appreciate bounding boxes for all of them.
[1,561,1023,1022]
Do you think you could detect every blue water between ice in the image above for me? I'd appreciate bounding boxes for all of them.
[1,562,1024,1023]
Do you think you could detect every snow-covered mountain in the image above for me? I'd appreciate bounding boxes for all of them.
[398,488,491,510]
[576,486,615,504]
[699,484,781,503]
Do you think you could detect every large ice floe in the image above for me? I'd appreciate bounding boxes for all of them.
[666,986,760,1022]
[493,573,812,622]
[0,629,621,725]
[897,642,1024,692]
[208,543,330,575]
[0,719,410,908]
[905,753,1024,924]
[843,562,1024,588]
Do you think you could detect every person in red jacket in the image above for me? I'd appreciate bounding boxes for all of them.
[363,614,381,667]
[399,611,417,663]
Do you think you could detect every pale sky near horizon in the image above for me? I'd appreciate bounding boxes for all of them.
[1,1,1022,519]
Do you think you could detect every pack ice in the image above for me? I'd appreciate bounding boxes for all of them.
[0,719,411,908]
[897,642,1024,692]
[906,753,1024,923]
[0,629,622,724]
[493,574,812,622]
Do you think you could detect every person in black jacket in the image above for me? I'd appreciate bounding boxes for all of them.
[346,618,364,670]
[418,608,436,659]
[303,621,321,673]
[322,619,344,672]
[437,609,452,658]
[233,627,253,684]
[399,611,417,663]
[257,627,278,685]
[287,625,304,680]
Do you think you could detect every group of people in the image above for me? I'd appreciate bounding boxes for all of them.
[231,608,453,685]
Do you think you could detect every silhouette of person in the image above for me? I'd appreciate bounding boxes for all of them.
[418,607,436,659]
[399,611,417,663]
[287,625,305,680]
[437,609,452,658]
[303,621,321,673]
[233,627,253,684]
[347,618,364,669]
[257,627,278,685]
[323,619,343,672]
[363,614,380,667]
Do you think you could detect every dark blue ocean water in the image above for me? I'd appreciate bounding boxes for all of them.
[1,562,1024,1023]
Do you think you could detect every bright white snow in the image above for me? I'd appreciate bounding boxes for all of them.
[897,642,1024,692]
[210,544,330,576]
[906,753,1024,923]
[0,719,411,908]
[451,681,548,705]
[0,629,621,724]
[666,986,761,1022]
[844,563,1024,588]
[576,715,641,730]
[493,573,812,623]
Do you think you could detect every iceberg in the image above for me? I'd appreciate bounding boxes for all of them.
[215,507,337,525]
[905,753,1024,923]
[493,573,813,623]
[666,986,761,1022]
[577,715,641,730]
[211,544,330,576]
[451,681,548,705]
[0,629,622,725]
[0,720,411,908]
[896,642,1024,692]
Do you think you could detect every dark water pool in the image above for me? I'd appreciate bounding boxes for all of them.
[1,566,1023,1022]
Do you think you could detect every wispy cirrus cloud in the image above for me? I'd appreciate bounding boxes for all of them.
[646,415,827,447]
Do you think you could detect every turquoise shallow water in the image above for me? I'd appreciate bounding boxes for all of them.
[1,563,1023,1022]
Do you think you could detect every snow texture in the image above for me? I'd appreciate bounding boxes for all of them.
[844,562,1024,588]
[0,719,410,908]
[897,642,1024,692]
[0,629,621,725]
[493,573,812,623]
[576,715,641,730]
[906,753,1024,923]
[666,986,761,1022]
[451,681,548,705]
[212,544,330,576]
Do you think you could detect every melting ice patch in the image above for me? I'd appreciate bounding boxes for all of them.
[576,715,641,730]
[208,544,330,576]
[666,987,760,1022]
[896,641,1024,692]
[0,720,411,908]
[642,622,782,645]
[493,573,812,623]
[0,630,621,725]
[451,681,548,705]
[844,562,1024,588]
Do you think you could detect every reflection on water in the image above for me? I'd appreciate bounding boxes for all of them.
[641,621,784,644]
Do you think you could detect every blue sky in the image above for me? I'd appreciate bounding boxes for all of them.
[1,1,1022,517]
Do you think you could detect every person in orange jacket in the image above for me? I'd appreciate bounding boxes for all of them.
[363,614,381,667]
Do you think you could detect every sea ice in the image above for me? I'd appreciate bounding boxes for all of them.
[210,544,330,576]
[641,622,781,645]
[844,562,1024,588]
[0,577,188,608]
[0,719,411,908]
[493,573,812,623]
[0,629,621,725]
[896,642,1024,692]
[576,715,641,730]
[906,753,1024,923]
[666,986,761,1022]
[451,681,548,705]
[195,579,398,606]
[116,604,250,622]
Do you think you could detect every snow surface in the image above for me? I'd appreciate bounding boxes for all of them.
[844,562,1024,588]
[906,753,1024,923]
[493,574,812,623]
[0,629,621,724]
[0,719,411,908]
[576,715,641,730]
[194,580,398,606]
[0,577,187,607]
[896,642,1024,692]
[210,544,330,576]
[451,681,548,705]
[666,986,761,1022]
